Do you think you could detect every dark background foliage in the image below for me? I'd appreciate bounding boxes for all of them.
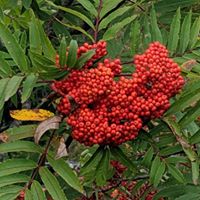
[0,0,200,199]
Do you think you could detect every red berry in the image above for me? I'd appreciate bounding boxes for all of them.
[52,41,184,146]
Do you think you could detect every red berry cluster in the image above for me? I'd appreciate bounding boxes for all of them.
[110,160,127,174]
[132,42,184,118]
[55,41,107,69]
[78,161,163,200]
[57,95,71,115]
[52,41,184,146]
[110,184,161,200]
[77,41,107,68]
[110,161,164,200]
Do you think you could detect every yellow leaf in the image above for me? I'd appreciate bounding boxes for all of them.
[10,109,54,121]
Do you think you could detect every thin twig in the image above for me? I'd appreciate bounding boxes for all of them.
[26,129,57,189]
[94,0,103,42]
[115,73,132,77]
[126,0,145,12]
[122,61,134,65]
[37,80,53,84]
[100,175,149,193]
[36,92,57,109]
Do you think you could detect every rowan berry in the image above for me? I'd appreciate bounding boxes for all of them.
[52,41,184,146]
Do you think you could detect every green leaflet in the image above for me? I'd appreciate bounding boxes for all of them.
[0,141,42,154]
[55,18,94,42]
[166,88,200,115]
[190,129,200,144]
[0,125,37,142]
[76,50,95,69]
[175,193,200,200]
[59,37,67,67]
[21,73,38,103]
[0,21,28,72]
[159,145,182,156]
[155,0,199,13]
[29,15,42,54]
[150,6,163,43]
[81,147,104,175]
[47,1,95,30]
[31,181,46,200]
[95,148,110,186]
[149,156,161,183]
[99,6,133,30]
[0,174,29,188]
[25,190,33,200]
[0,192,20,200]
[0,8,4,20]
[153,161,165,187]
[143,14,151,48]
[189,17,200,49]
[0,78,9,110]
[192,161,199,185]
[100,0,123,19]
[4,76,24,101]
[110,146,136,172]
[142,146,154,167]
[130,20,140,55]
[167,164,185,183]
[167,8,181,56]
[0,159,37,177]
[77,0,97,17]
[152,185,196,200]
[20,31,27,52]
[37,19,56,60]
[39,167,68,200]
[0,185,23,195]
[66,40,78,68]
[22,0,32,8]
[0,55,13,78]
[179,100,200,127]
[178,10,192,54]
[48,156,83,193]
[103,15,137,41]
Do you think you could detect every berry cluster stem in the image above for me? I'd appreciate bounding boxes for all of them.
[94,0,103,42]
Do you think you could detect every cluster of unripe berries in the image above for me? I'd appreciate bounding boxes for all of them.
[52,41,184,146]
[78,161,163,200]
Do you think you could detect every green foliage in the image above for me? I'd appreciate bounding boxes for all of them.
[31,181,46,200]
[150,6,163,43]
[66,40,78,68]
[0,0,200,199]
[39,167,68,200]
[59,37,67,67]
[167,8,181,56]
[76,50,95,69]
[0,22,28,72]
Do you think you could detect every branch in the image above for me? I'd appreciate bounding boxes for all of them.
[94,0,103,42]
[115,73,132,77]
[26,129,57,189]
[122,61,134,65]
[36,92,57,109]
[65,135,73,149]
[100,175,149,193]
